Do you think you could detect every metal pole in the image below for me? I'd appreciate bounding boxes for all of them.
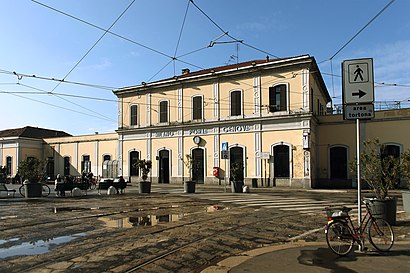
[356,118,361,227]
[264,159,267,187]
[224,159,227,193]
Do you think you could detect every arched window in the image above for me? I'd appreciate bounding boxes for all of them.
[230,90,242,116]
[192,148,205,183]
[130,105,138,126]
[129,151,140,176]
[230,146,244,181]
[192,96,203,120]
[269,84,287,112]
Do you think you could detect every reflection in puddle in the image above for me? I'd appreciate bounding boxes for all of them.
[99,214,182,228]
[0,233,86,259]
[53,207,103,213]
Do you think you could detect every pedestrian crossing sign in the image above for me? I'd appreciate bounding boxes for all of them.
[342,58,374,105]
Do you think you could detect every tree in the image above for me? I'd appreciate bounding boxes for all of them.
[350,139,401,200]
[136,159,152,181]
[401,149,410,189]
[18,158,47,183]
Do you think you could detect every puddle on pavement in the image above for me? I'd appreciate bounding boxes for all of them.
[53,207,104,213]
[0,233,86,259]
[98,214,182,228]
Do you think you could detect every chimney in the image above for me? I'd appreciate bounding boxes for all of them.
[182,68,190,75]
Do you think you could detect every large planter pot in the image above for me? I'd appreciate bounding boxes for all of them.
[231,181,244,193]
[184,181,196,193]
[139,181,151,194]
[367,198,397,226]
[402,191,410,213]
[23,182,43,198]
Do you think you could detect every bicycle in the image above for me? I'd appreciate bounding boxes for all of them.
[324,199,394,256]
[19,183,51,197]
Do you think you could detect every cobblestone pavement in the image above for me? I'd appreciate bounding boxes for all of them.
[0,186,409,273]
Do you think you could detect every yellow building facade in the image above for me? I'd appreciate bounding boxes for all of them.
[2,55,409,189]
[114,55,330,187]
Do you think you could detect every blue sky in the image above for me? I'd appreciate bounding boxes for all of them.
[0,0,409,135]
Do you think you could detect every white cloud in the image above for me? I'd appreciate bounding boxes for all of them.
[78,58,111,71]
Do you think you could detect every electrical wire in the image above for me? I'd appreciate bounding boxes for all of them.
[189,0,279,59]
[0,89,115,122]
[0,69,116,90]
[328,0,396,61]
[50,0,136,93]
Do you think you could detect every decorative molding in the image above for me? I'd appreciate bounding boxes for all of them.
[254,76,261,116]
[178,136,183,176]
[214,134,220,167]
[302,68,309,110]
[178,88,183,122]
[146,93,151,126]
[255,132,261,177]
[213,81,219,119]
[304,150,310,177]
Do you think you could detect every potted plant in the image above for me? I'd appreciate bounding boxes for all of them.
[183,154,196,193]
[136,159,152,193]
[18,158,47,198]
[230,161,244,193]
[350,139,401,225]
[401,149,410,213]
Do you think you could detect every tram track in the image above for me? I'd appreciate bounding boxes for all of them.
[0,199,206,232]
[8,208,319,273]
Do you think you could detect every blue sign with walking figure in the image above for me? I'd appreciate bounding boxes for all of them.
[222,142,228,151]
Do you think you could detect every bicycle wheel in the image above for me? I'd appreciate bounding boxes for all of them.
[42,184,51,197]
[368,218,394,252]
[326,220,354,256]
[19,185,25,197]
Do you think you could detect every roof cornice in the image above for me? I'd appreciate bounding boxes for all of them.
[114,55,313,96]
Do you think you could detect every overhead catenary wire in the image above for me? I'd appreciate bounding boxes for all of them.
[0,89,116,122]
[49,0,137,93]
[0,69,116,90]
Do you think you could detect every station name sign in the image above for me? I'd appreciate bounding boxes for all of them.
[344,104,374,120]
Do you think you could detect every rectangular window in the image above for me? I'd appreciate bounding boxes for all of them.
[46,157,54,179]
[6,156,12,176]
[230,91,242,116]
[63,157,70,176]
[269,85,287,112]
[192,96,203,120]
[130,105,138,126]
[81,155,91,173]
[159,101,168,123]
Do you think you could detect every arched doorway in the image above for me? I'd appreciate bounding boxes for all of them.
[158,150,170,184]
[229,146,244,182]
[191,148,205,184]
[273,145,290,178]
[129,151,140,176]
[330,146,348,180]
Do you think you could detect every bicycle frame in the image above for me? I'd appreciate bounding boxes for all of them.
[327,201,376,246]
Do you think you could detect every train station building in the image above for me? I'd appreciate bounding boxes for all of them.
[1,55,409,188]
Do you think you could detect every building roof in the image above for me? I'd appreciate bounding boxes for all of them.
[115,55,329,97]
[0,126,71,139]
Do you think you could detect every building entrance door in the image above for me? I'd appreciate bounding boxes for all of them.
[192,148,204,184]
[158,150,170,184]
[274,145,290,178]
